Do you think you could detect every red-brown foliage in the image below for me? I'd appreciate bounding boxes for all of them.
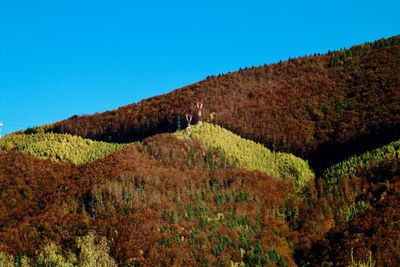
[41,36,400,173]
[4,36,400,265]
[0,134,300,266]
[295,158,400,266]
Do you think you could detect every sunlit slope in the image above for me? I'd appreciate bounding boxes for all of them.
[176,123,315,189]
[39,36,400,175]
[0,133,127,165]
[323,139,400,186]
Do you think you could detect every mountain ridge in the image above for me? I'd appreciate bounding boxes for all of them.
[1,35,399,266]
[30,35,400,174]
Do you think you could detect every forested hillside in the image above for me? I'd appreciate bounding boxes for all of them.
[1,35,400,266]
[2,133,400,266]
[175,123,314,190]
[35,36,400,172]
[0,133,302,266]
[0,133,126,165]
[295,154,400,266]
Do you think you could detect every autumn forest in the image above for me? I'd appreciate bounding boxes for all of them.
[0,35,400,266]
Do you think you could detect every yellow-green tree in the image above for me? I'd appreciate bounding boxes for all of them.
[176,123,314,190]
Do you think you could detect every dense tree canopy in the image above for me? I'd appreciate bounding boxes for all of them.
[2,35,400,266]
[36,36,400,173]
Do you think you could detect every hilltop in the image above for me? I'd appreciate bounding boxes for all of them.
[1,35,400,266]
[175,123,314,190]
[0,132,302,266]
[2,132,400,265]
[0,132,126,165]
[33,35,400,173]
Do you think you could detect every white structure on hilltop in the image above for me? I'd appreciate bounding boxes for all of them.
[185,114,193,129]
[196,101,203,125]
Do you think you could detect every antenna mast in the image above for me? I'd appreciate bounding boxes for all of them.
[196,101,203,125]
[185,114,193,136]
[185,114,193,129]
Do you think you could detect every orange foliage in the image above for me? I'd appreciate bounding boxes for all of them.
[41,36,400,173]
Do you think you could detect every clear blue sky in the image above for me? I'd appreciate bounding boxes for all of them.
[0,0,399,135]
